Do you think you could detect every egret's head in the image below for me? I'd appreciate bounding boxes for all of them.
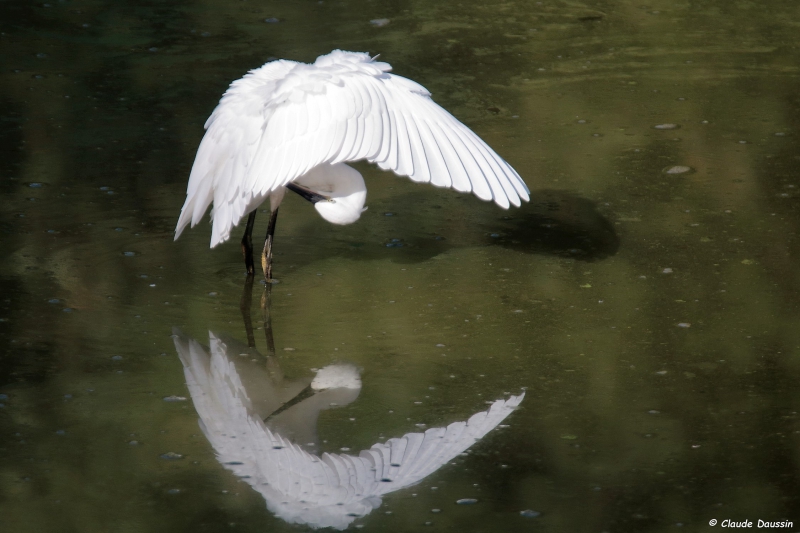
[295,163,367,225]
[314,195,367,225]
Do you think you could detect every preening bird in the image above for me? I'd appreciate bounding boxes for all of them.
[175,50,530,281]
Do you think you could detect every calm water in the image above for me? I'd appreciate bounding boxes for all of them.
[2,0,800,531]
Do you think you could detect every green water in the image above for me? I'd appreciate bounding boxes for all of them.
[2,0,800,531]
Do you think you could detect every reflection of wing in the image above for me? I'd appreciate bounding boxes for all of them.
[173,330,256,436]
[173,330,524,530]
[348,394,523,490]
[246,394,523,530]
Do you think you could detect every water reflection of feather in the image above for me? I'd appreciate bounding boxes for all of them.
[172,329,524,530]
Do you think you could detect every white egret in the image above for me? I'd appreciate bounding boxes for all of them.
[174,50,530,281]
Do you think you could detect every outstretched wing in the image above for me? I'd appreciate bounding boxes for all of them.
[175,50,530,247]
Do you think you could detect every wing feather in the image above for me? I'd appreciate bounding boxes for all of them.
[426,117,470,191]
[350,77,369,160]
[391,108,412,177]
[411,113,450,186]
[448,125,495,201]
[399,105,430,182]
[295,95,319,179]
[321,87,345,163]
[371,79,393,164]
[337,87,359,163]
[361,79,384,159]
[382,106,400,171]
[429,108,488,192]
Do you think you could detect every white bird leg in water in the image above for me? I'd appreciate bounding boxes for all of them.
[174,50,530,280]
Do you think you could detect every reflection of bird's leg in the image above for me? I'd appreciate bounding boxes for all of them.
[241,211,257,275]
[261,207,280,283]
[260,282,282,379]
[240,272,256,348]
[261,281,276,357]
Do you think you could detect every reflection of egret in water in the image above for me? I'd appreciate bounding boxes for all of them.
[172,325,524,529]
[173,330,362,456]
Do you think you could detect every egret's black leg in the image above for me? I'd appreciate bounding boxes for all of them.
[241,211,257,275]
[261,207,280,283]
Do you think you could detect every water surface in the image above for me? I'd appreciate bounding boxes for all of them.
[1,0,800,531]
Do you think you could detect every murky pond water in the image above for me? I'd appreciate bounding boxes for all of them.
[2,0,800,531]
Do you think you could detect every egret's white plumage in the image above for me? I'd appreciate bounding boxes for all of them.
[173,329,524,530]
[295,163,367,225]
[174,50,530,249]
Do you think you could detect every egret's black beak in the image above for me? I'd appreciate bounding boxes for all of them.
[286,183,332,204]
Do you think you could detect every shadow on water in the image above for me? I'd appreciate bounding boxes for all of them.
[274,187,618,271]
[484,189,620,261]
[171,281,525,530]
